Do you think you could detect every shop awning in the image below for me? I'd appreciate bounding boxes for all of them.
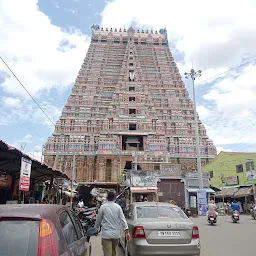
[234,187,253,198]
[0,140,68,184]
[187,188,216,194]
[215,187,239,197]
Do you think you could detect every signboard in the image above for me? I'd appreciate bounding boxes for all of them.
[246,171,256,181]
[185,172,210,189]
[225,176,239,186]
[190,196,197,208]
[19,157,32,191]
[130,170,161,187]
[160,164,181,176]
[129,166,181,187]
[197,190,207,216]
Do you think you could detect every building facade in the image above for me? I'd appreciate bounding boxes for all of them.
[203,151,256,188]
[44,26,217,182]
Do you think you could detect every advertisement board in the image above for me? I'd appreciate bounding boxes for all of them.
[246,171,256,181]
[197,190,207,216]
[19,157,32,191]
[225,176,239,186]
[190,196,197,208]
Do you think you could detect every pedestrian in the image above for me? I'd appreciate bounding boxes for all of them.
[119,195,126,214]
[95,190,131,256]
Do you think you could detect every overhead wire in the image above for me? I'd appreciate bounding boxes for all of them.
[194,58,256,86]
[183,58,256,156]
[0,56,55,126]
[184,57,256,90]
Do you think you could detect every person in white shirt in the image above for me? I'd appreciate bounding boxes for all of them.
[95,190,130,256]
[77,199,84,208]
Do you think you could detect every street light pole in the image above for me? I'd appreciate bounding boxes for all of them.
[185,69,203,190]
[70,150,76,207]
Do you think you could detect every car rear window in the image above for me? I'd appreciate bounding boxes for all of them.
[136,206,187,219]
[0,220,39,256]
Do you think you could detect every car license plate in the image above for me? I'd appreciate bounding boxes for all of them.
[158,231,180,237]
[210,217,214,221]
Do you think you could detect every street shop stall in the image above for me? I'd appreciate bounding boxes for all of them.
[77,182,122,207]
[0,140,68,204]
[215,185,253,213]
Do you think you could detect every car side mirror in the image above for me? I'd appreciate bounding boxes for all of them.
[86,226,98,237]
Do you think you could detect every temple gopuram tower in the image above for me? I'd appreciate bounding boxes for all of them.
[44,26,217,182]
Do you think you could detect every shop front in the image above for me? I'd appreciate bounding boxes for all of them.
[0,140,68,204]
[215,185,253,213]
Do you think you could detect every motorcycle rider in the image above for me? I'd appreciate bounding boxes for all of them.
[250,201,255,211]
[231,199,240,215]
[206,199,218,219]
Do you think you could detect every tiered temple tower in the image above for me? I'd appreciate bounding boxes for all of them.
[44,26,217,182]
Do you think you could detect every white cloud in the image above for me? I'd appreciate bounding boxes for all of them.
[216,146,232,154]
[0,99,61,128]
[0,0,90,98]
[197,106,211,120]
[10,134,33,147]
[101,0,256,73]
[1,97,21,107]
[204,64,256,114]
[199,64,256,148]
[23,134,32,142]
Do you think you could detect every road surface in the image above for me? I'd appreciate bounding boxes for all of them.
[91,215,256,256]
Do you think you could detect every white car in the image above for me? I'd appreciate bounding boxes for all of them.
[119,202,200,256]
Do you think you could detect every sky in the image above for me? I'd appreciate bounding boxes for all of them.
[1,0,256,161]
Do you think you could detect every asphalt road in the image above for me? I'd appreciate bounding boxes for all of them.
[91,215,256,256]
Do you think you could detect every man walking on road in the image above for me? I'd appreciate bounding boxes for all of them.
[95,190,131,256]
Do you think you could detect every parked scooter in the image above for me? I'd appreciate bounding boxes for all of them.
[207,211,217,225]
[232,211,240,223]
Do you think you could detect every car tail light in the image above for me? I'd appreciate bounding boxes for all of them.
[192,226,199,239]
[38,219,58,256]
[132,226,146,239]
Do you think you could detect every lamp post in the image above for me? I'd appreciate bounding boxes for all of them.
[21,142,26,152]
[185,69,203,190]
[70,150,76,207]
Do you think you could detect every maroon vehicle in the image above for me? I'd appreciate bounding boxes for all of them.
[0,204,95,256]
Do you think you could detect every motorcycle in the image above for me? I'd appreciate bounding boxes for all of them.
[250,205,256,219]
[183,208,191,217]
[251,207,256,220]
[207,211,217,225]
[232,211,240,223]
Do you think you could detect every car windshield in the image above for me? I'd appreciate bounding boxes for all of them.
[136,206,187,219]
[0,220,39,256]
